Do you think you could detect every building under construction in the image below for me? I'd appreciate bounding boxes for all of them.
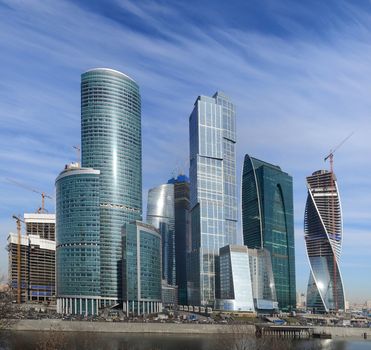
[7,213,56,303]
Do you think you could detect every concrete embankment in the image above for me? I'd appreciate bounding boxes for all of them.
[11,319,254,334]
[312,326,370,339]
[10,320,371,339]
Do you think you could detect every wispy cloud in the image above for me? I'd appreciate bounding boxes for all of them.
[0,0,370,300]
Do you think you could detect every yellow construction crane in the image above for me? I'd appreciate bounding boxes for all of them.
[6,178,53,213]
[12,215,24,304]
[324,132,353,312]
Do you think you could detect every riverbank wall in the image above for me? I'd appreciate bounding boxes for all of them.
[9,320,371,339]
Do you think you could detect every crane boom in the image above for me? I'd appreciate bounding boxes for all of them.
[5,178,53,213]
[324,132,354,162]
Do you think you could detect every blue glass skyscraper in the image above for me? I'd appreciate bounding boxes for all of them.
[188,92,237,306]
[81,68,142,304]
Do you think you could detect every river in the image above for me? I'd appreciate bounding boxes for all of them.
[0,332,370,350]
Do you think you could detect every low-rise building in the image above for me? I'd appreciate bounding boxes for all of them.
[122,221,162,316]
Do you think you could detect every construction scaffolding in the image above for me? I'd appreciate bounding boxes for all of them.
[7,213,56,304]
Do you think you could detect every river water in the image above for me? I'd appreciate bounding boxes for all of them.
[0,332,370,350]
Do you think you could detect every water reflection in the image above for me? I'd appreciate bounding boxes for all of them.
[0,332,369,350]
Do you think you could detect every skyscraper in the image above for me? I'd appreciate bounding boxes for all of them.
[56,163,101,315]
[81,68,142,303]
[146,184,175,285]
[167,175,190,305]
[305,170,345,313]
[189,92,237,306]
[242,154,296,311]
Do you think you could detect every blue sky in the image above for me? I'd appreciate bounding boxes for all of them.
[0,0,370,302]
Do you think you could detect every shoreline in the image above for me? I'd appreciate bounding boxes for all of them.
[6,319,371,339]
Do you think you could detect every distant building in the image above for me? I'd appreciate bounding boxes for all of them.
[56,163,101,315]
[216,245,255,312]
[366,300,371,309]
[305,170,345,313]
[167,175,190,305]
[161,280,178,308]
[297,292,306,309]
[242,155,296,311]
[122,221,162,316]
[147,184,176,286]
[81,68,142,304]
[248,248,278,312]
[7,213,56,303]
[189,92,238,306]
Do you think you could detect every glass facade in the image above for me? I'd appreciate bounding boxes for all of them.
[217,245,255,312]
[242,154,296,311]
[189,92,238,306]
[55,164,101,315]
[122,221,162,315]
[248,248,278,311]
[305,170,345,313]
[167,175,190,305]
[81,68,142,302]
[146,184,175,285]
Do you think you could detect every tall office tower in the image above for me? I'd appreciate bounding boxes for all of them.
[248,248,278,312]
[242,154,296,311]
[56,163,101,315]
[147,184,175,285]
[122,221,162,316]
[167,175,190,305]
[217,245,255,312]
[189,92,237,306]
[81,68,142,303]
[305,170,345,313]
[7,229,56,303]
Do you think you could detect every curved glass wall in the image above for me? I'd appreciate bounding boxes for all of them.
[81,68,142,301]
[55,165,100,315]
[147,184,175,285]
[242,154,296,311]
[305,170,345,313]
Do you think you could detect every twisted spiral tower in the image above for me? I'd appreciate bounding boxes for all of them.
[304,170,345,313]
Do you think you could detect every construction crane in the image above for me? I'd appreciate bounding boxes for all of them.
[12,215,24,304]
[73,145,81,164]
[324,132,353,312]
[6,178,53,213]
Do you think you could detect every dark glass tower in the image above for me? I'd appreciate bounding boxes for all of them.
[242,154,296,311]
[168,175,190,305]
[81,68,142,303]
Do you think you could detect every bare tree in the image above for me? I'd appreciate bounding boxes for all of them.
[0,288,18,330]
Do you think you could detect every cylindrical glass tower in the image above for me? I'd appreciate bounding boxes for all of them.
[147,184,175,285]
[55,163,101,315]
[81,68,142,303]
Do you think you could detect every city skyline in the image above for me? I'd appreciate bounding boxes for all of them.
[0,0,371,302]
